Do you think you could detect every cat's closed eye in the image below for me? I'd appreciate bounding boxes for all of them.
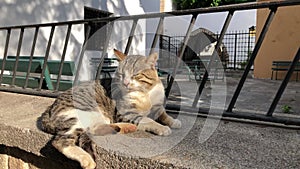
[133,74,152,85]
[116,72,124,79]
[133,74,144,80]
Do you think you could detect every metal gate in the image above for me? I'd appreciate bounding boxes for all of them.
[0,1,300,126]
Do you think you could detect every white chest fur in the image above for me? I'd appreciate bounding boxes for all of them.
[62,109,111,135]
[148,82,165,106]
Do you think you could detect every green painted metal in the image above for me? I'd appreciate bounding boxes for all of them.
[1,75,40,88]
[47,61,75,76]
[0,59,42,73]
[0,57,75,91]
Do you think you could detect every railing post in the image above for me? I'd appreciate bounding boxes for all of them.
[234,32,237,70]
[227,7,277,112]
[74,24,91,86]
[192,10,234,108]
[55,24,72,91]
[25,26,39,88]
[95,22,114,80]
[12,28,25,86]
[247,30,251,65]
[165,14,198,98]
[38,26,55,90]
[124,19,138,55]
[0,29,11,84]
[150,17,164,55]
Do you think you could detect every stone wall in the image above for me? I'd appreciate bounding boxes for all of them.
[0,145,78,169]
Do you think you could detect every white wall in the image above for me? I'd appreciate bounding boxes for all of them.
[0,0,157,80]
[163,10,256,36]
[0,0,82,60]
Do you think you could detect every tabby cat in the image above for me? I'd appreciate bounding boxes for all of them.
[112,49,181,135]
[40,80,137,169]
[40,49,181,169]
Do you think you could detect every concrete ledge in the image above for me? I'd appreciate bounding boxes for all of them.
[0,92,185,169]
[0,92,80,169]
[0,91,300,169]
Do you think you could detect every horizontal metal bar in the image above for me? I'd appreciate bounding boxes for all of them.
[0,0,299,30]
[0,86,59,98]
[166,104,300,126]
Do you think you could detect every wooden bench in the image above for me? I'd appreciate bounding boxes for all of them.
[46,60,75,91]
[184,59,224,81]
[271,61,300,81]
[185,60,206,81]
[90,58,118,78]
[0,58,43,88]
[0,56,75,91]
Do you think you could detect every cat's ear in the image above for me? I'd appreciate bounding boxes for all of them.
[114,49,126,61]
[147,52,158,69]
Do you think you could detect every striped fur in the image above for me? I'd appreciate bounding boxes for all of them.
[40,50,181,169]
[40,81,136,169]
[112,49,181,136]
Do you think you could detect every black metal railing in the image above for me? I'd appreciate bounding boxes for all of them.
[0,0,300,126]
[218,31,255,69]
[160,31,255,70]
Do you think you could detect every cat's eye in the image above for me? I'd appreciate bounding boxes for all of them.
[133,74,152,85]
[116,72,124,79]
[134,74,143,80]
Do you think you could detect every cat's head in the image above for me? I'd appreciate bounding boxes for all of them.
[113,49,160,91]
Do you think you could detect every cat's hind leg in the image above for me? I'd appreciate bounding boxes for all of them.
[52,130,96,169]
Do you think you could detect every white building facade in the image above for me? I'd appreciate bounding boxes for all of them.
[0,0,173,80]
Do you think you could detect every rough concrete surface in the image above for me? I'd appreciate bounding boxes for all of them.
[0,74,299,169]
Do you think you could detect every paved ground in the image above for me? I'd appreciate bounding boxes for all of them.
[0,71,299,168]
[166,71,300,116]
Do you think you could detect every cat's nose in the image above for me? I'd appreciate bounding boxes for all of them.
[123,79,130,87]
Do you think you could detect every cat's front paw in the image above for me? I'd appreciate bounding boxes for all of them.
[80,155,96,169]
[157,126,172,136]
[170,119,182,129]
[116,123,137,134]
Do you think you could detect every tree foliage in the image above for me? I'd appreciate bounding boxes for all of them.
[173,0,256,10]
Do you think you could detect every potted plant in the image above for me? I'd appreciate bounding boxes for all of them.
[240,50,252,69]
[240,61,248,69]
